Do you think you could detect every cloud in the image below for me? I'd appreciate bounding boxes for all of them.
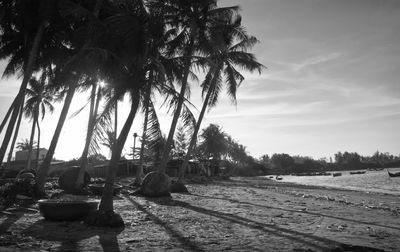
[292,52,342,72]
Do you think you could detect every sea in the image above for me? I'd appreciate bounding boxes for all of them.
[271,167,400,195]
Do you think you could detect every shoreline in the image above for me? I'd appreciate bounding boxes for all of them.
[261,171,400,196]
[1,176,399,251]
[271,178,400,196]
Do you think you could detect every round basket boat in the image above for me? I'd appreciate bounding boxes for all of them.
[38,199,99,221]
[88,184,122,196]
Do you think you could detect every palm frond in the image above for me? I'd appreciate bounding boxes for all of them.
[228,51,264,74]
[224,63,243,104]
[88,93,117,155]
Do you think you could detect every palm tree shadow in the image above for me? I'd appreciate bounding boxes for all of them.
[189,193,400,231]
[22,219,123,251]
[145,196,354,251]
[125,196,204,252]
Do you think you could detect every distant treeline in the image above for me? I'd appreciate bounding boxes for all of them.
[255,151,400,175]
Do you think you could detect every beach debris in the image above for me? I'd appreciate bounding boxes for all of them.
[326,223,347,232]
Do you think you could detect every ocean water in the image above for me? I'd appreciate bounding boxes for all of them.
[272,168,400,195]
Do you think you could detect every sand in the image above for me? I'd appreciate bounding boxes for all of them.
[1,176,399,251]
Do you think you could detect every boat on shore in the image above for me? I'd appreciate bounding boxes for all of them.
[350,171,366,175]
[332,172,342,177]
[387,170,400,178]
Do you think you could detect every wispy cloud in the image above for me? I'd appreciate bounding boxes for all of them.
[292,52,342,72]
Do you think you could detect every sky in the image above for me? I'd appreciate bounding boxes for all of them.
[1,0,400,161]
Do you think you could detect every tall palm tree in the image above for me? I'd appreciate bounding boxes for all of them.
[87,0,150,217]
[24,73,54,171]
[157,0,240,174]
[94,0,195,213]
[134,76,152,185]
[98,90,141,214]
[75,81,102,190]
[35,0,107,194]
[0,0,61,166]
[179,15,263,181]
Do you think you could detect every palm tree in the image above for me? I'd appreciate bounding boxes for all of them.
[178,15,263,182]
[198,124,228,161]
[98,91,141,214]
[16,139,34,151]
[75,81,102,190]
[134,83,152,186]
[94,0,196,213]
[35,0,107,194]
[157,0,241,174]
[23,74,54,171]
[0,0,61,166]
[85,0,151,219]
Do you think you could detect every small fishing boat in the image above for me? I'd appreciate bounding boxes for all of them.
[387,170,400,178]
[275,175,283,180]
[349,171,366,175]
[332,172,342,177]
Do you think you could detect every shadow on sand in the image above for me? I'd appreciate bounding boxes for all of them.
[189,193,400,231]
[125,196,204,252]
[130,195,383,251]
[22,219,123,251]
[142,196,337,251]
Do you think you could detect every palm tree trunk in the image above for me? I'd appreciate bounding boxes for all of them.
[158,41,194,173]
[75,83,97,189]
[35,0,104,194]
[99,91,140,212]
[0,95,18,134]
[4,102,24,170]
[26,105,39,171]
[36,119,41,170]
[179,71,218,181]
[114,98,118,142]
[36,82,77,194]
[0,21,46,165]
[135,77,152,185]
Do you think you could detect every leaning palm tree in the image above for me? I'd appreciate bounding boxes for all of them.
[156,0,241,174]
[74,80,103,190]
[82,0,151,225]
[0,0,62,166]
[4,102,24,169]
[178,14,263,182]
[35,0,107,194]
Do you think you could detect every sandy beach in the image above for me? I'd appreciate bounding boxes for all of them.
[1,176,399,251]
